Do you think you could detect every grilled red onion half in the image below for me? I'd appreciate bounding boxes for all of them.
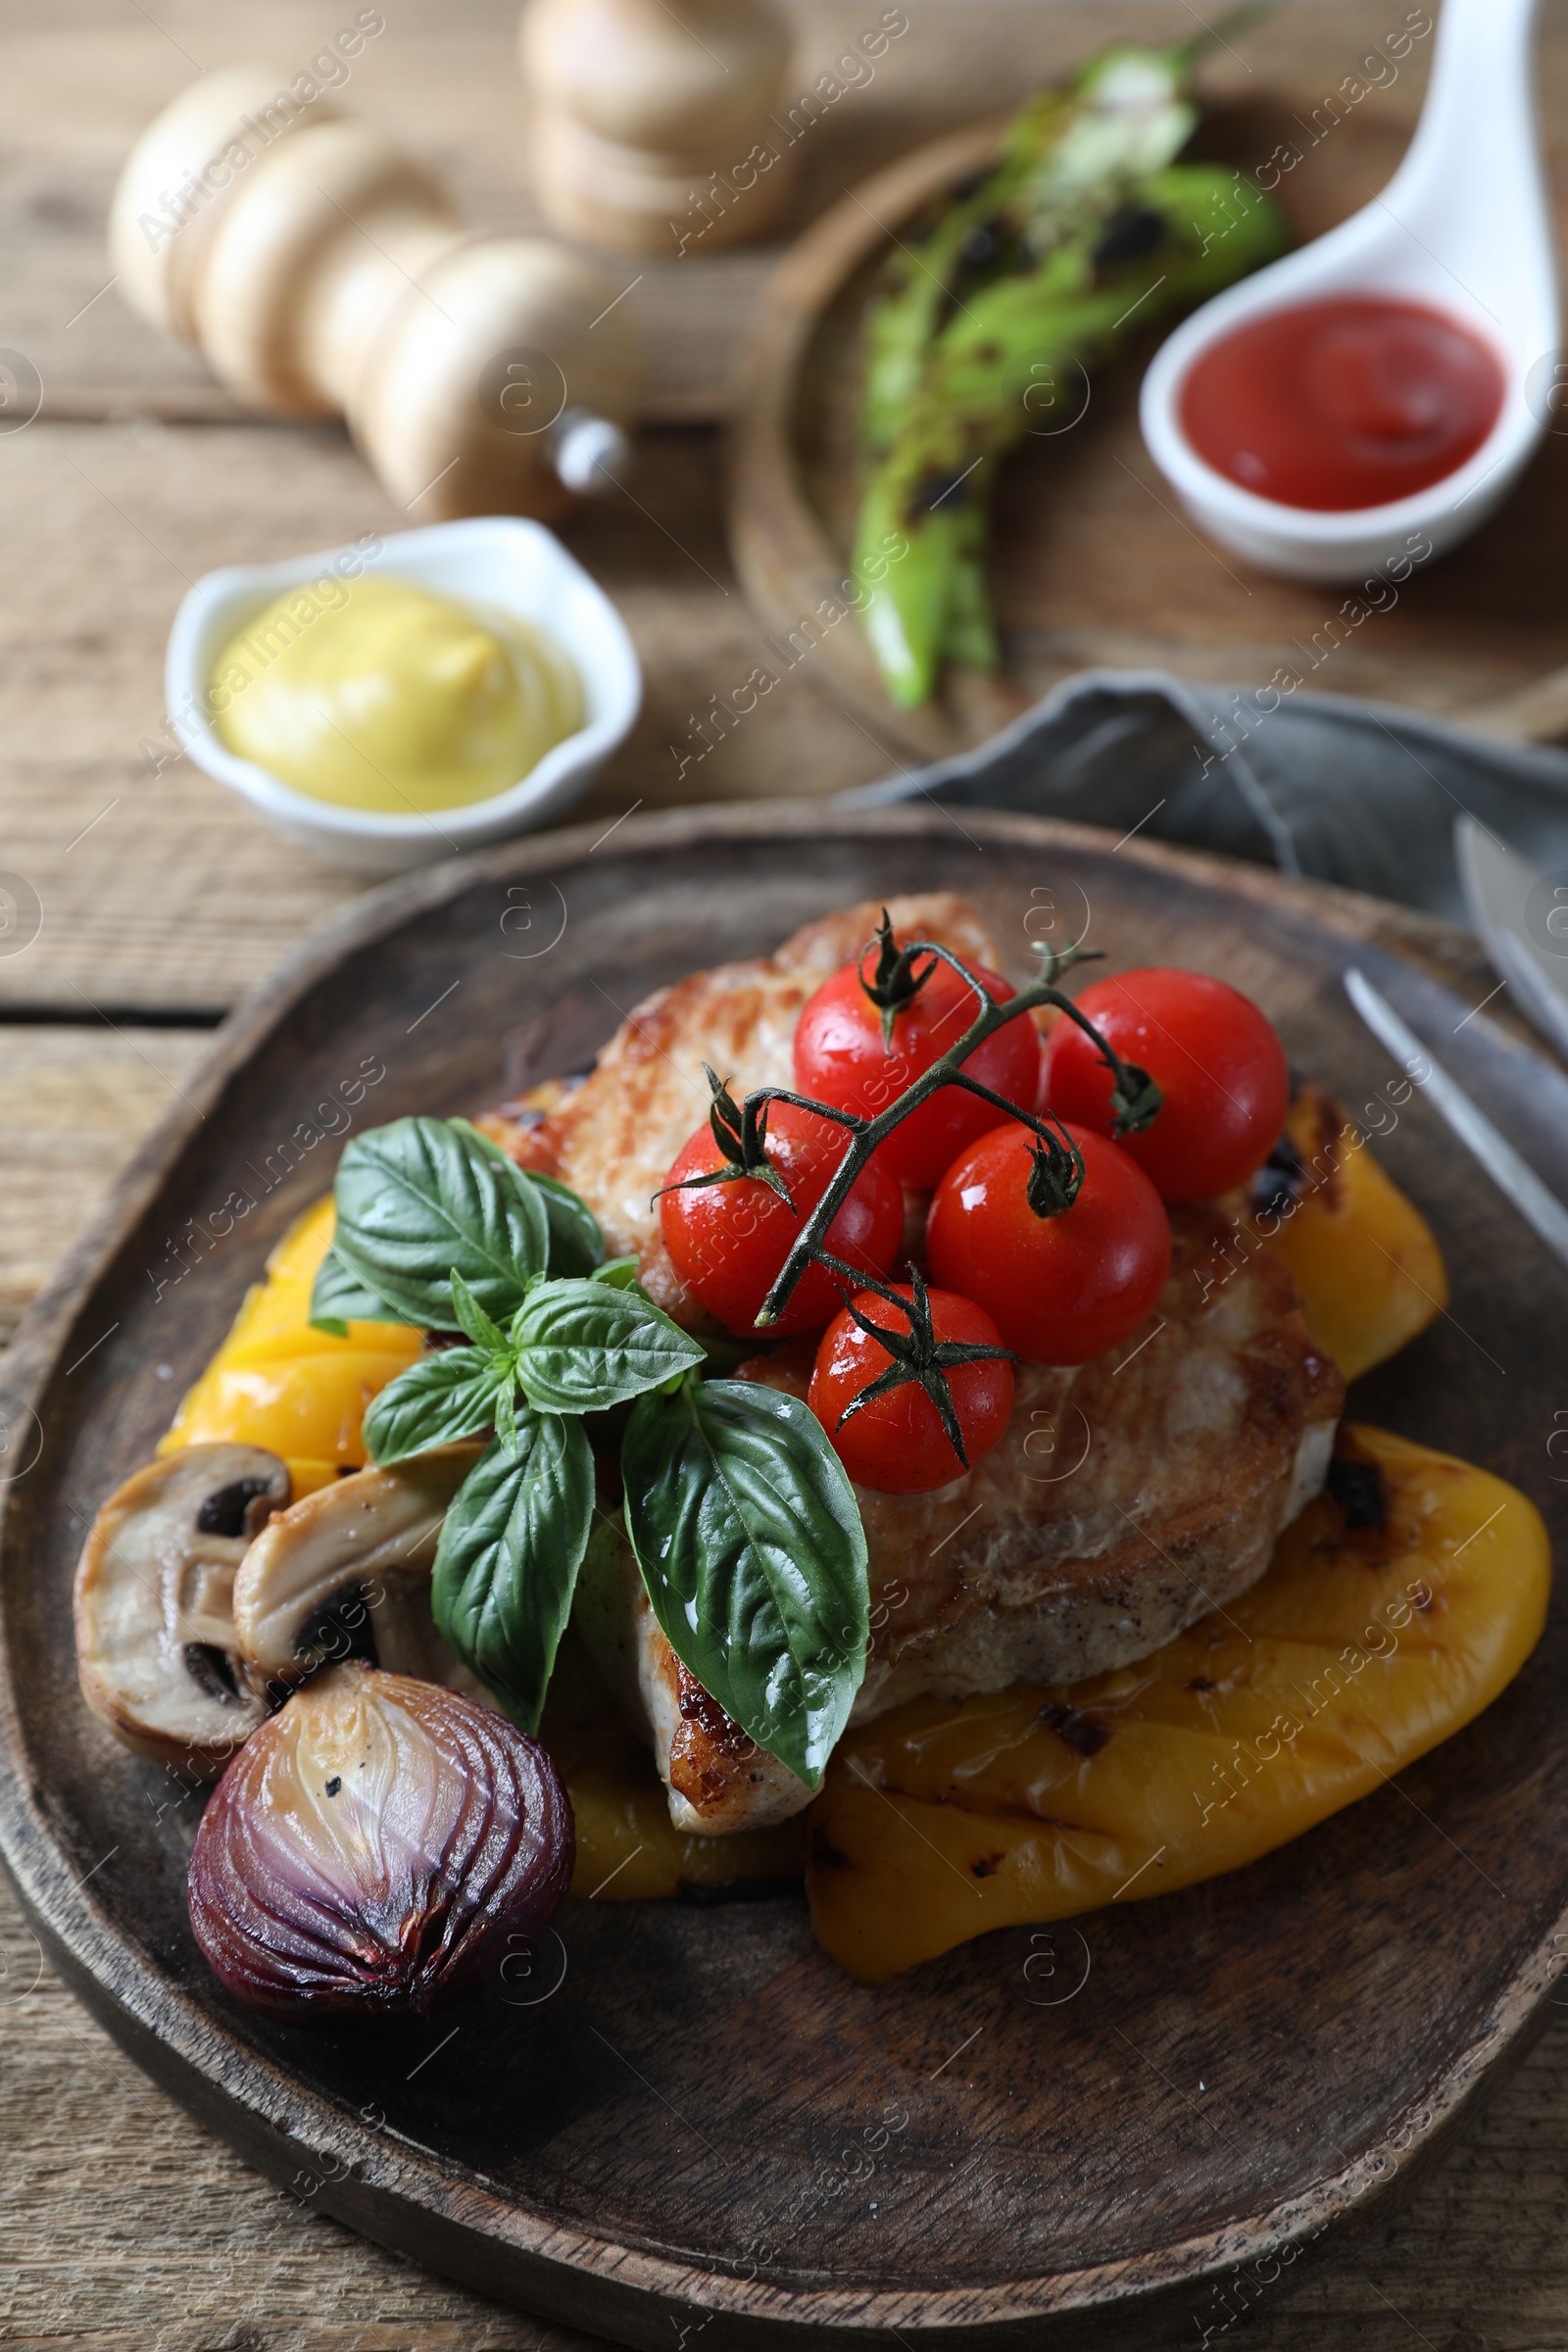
[188,1663,573,2018]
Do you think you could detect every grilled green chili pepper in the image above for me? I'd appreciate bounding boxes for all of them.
[852,33,1289,710]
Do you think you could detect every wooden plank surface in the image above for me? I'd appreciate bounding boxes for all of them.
[9,2,1568,2344]
[9,1850,1568,2352]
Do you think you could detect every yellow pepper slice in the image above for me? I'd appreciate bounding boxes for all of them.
[1258,1086,1447,1381]
[808,1426,1548,1984]
[158,1197,421,1494]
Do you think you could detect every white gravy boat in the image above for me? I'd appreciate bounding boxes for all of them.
[1139,0,1556,581]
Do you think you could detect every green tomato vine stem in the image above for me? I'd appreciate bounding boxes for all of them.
[750,939,1159,1327]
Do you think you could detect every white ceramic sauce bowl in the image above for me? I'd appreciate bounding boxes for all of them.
[166,516,642,875]
[1140,0,1556,583]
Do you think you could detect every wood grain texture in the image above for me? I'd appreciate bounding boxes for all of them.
[728,41,1568,760]
[7,806,1568,2348]
[0,1025,212,1348]
[10,1835,1568,2352]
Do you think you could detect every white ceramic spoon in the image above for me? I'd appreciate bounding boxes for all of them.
[1139,0,1556,581]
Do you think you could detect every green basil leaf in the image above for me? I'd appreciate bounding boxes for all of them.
[449,1117,605,1276]
[590,1256,643,1291]
[361,1348,506,1466]
[431,1412,594,1731]
[449,1268,508,1353]
[512,1278,705,1413]
[528,1171,608,1278]
[308,1244,410,1337]
[621,1379,868,1787]
[495,1387,522,1459]
[331,1116,547,1330]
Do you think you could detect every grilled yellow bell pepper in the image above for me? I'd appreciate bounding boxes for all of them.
[1256,1085,1447,1382]
[808,1425,1548,1984]
[158,1197,421,1495]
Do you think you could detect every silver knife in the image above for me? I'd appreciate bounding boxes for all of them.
[1344,966,1568,1277]
[1454,814,1568,1063]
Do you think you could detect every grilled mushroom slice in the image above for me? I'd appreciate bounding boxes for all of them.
[231,1447,478,1686]
[74,1444,291,1776]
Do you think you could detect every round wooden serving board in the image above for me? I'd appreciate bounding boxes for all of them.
[728,96,1568,764]
[3,805,1568,2350]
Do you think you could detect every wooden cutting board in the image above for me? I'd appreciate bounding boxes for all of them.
[728,95,1568,763]
[3,805,1568,2347]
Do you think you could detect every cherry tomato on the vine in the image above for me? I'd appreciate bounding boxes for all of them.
[808,1284,1014,1494]
[1040,967,1290,1202]
[792,934,1040,1190]
[926,1119,1170,1365]
[659,1101,902,1337]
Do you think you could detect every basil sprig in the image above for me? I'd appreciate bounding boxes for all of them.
[310,1117,613,1335]
[364,1263,705,1466]
[310,1113,869,1762]
[327,1115,550,1330]
[361,1341,514,1465]
[622,1380,868,1788]
[431,1409,595,1730]
[449,1118,606,1279]
[511,1277,704,1411]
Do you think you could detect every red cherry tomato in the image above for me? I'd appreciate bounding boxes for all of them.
[926,1120,1171,1366]
[792,942,1039,1189]
[1041,967,1290,1202]
[659,1101,902,1338]
[808,1285,1014,1494]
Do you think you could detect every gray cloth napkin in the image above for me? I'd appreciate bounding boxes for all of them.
[844,669,1568,922]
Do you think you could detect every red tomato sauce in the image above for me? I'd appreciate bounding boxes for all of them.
[1178,295,1504,512]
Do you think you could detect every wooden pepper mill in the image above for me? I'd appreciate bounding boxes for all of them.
[109,68,639,520]
[518,0,796,254]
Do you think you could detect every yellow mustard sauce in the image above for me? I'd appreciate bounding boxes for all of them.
[210,574,583,812]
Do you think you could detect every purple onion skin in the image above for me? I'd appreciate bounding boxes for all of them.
[188,1662,574,2020]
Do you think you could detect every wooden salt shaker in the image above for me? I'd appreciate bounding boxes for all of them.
[109,68,640,520]
[518,0,796,254]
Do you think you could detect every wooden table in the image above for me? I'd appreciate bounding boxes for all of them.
[8,4,1568,2345]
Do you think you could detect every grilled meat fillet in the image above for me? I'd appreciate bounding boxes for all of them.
[480,892,1001,1324]
[749,1208,1341,1714]
[489,896,1343,1834]
[573,1527,815,1834]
